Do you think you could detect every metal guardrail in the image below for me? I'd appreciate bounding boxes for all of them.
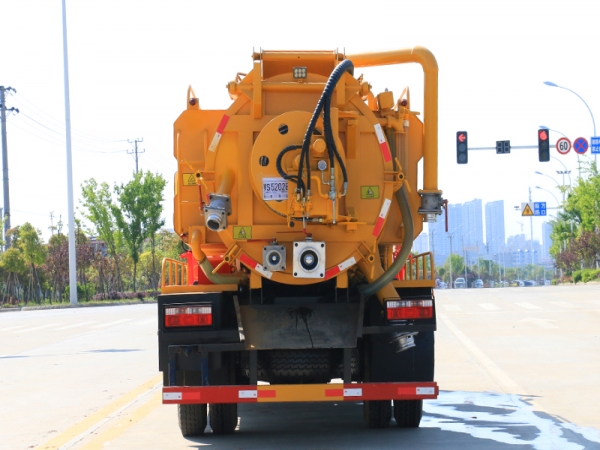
[161,258,187,287]
[393,252,435,287]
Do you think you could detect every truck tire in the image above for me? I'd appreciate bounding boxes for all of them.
[178,404,207,436]
[363,400,392,428]
[393,399,423,428]
[209,403,238,434]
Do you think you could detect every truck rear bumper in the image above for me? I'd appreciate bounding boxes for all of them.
[162,381,438,404]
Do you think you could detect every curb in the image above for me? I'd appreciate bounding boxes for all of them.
[0,299,157,313]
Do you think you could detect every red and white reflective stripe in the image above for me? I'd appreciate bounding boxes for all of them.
[162,382,438,404]
[239,253,273,279]
[208,114,230,152]
[373,123,392,163]
[324,256,357,280]
[372,198,392,237]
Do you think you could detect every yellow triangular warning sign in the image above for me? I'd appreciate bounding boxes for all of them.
[522,204,533,216]
[366,188,374,196]
[187,174,196,185]
[238,227,246,238]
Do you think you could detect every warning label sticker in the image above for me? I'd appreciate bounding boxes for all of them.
[361,186,380,199]
[233,226,252,240]
[522,203,533,216]
[182,173,197,186]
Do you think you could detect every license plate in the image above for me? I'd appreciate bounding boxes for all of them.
[262,178,288,200]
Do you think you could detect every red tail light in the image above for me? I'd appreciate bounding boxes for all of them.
[165,305,212,327]
[387,300,433,320]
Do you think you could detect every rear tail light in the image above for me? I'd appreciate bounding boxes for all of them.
[165,305,212,327]
[387,300,433,320]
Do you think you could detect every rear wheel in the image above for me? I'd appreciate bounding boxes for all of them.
[363,400,392,428]
[394,399,423,428]
[178,404,207,436]
[209,403,238,434]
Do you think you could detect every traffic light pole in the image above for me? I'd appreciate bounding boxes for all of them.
[467,145,554,151]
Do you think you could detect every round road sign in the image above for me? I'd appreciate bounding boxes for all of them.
[556,137,571,155]
[573,137,589,154]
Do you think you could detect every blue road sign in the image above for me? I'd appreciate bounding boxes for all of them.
[534,202,547,216]
[591,136,600,154]
[574,137,589,154]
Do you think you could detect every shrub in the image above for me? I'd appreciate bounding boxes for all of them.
[573,270,582,284]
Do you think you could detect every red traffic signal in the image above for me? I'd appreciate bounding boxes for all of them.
[538,128,550,162]
[456,131,468,164]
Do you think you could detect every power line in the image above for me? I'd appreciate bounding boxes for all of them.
[13,92,128,143]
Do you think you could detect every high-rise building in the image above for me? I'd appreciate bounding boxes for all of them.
[462,199,484,252]
[541,221,553,263]
[428,199,484,266]
[485,200,505,256]
[413,232,429,254]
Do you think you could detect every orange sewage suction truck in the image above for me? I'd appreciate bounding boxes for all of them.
[158,47,445,436]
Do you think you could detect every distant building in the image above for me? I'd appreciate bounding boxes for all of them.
[485,200,505,256]
[541,221,554,264]
[413,232,429,254]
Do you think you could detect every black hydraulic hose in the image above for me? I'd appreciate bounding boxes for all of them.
[299,59,354,195]
[323,95,348,185]
[358,184,414,297]
[276,144,303,190]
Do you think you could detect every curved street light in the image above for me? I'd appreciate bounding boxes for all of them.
[543,82,597,164]
[535,185,560,207]
[534,171,565,202]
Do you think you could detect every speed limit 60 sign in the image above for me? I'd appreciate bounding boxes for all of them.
[556,137,571,155]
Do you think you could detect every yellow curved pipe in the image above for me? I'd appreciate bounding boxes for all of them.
[190,229,247,284]
[347,46,439,193]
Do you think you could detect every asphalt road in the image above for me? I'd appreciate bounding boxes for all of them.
[2,285,600,449]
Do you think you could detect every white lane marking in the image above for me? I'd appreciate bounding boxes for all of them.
[438,314,526,396]
[443,305,462,312]
[479,303,500,311]
[55,321,99,330]
[2,325,25,332]
[519,318,559,329]
[15,323,62,333]
[92,319,133,329]
[550,301,577,309]
[515,302,541,310]
[133,318,156,326]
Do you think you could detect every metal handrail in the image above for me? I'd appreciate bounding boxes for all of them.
[402,252,434,281]
[161,258,187,288]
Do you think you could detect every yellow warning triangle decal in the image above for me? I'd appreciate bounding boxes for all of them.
[187,174,196,185]
[367,188,374,196]
[238,227,246,238]
[522,204,533,216]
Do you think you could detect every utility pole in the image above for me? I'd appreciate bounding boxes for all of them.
[1,86,18,248]
[448,233,453,289]
[128,138,144,174]
[529,187,534,266]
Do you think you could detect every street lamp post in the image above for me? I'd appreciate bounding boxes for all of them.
[543,82,597,165]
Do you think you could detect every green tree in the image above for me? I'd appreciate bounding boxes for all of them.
[19,223,47,303]
[140,172,166,290]
[81,179,123,291]
[112,171,166,292]
[1,247,27,304]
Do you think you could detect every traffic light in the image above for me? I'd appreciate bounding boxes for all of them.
[456,131,468,164]
[538,128,550,162]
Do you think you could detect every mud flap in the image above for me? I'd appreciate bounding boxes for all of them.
[239,303,360,350]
